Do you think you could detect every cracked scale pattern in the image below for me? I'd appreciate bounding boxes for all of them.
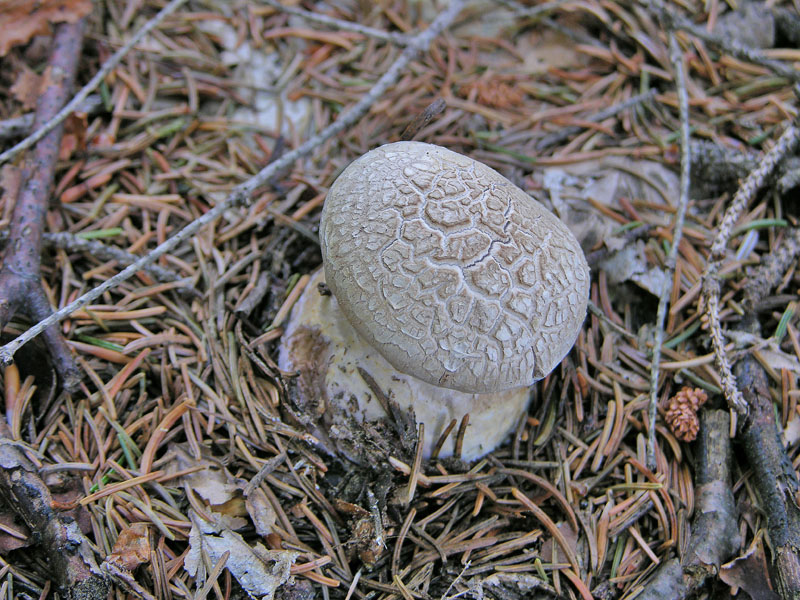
[320,142,590,393]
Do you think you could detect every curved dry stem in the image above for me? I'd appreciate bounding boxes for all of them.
[647,33,692,469]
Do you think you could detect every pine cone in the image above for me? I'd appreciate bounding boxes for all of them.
[665,402,700,442]
[664,387,708,442]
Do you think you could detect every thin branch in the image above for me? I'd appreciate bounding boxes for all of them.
[535,89,658,150]
[637,410,739,599]
[0,96,102,141]
[0,230,188,286]
[647,34,692,470]
[702,121,800,414]
[0,0,467,365]
[664,8,800,82]
[0,0,188,167]
[0,18,88,390]
[260,0,411,45]
[0,20,108,597]
[707,123,800,262]
[495,0,572,18]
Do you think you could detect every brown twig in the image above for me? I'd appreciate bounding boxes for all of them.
[400,98,447,141]
[736,340,800,599]
[0,20,88,391]
[0,19,108,599]
[636,410,739,599]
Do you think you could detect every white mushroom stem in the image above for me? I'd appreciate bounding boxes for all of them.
[278,270,531,461]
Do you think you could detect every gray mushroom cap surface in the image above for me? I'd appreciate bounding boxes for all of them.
[278,269,532,460]
[320,141,590,394]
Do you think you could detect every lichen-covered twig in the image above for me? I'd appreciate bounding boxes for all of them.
[0,0,187,167]
[0,0,467,365]
[743,227,800,310]
[702,122,800,414]
[647,34,692,469]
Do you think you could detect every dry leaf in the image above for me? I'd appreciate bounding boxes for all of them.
[59,112,88,160]
[10,66,41,110]
[245,487,277,537]
[185,511,298,600]
[107,523,151,571]
[720,537,780,600]
[540,520,579,565]
[0,513,30,554]
[0,0,93,56]
[165,444,240,506]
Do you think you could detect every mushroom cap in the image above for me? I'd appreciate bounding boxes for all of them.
[320,142,589,394]
[278,269,532,461]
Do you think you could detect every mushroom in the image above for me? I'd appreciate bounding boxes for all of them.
[279,142,589,461]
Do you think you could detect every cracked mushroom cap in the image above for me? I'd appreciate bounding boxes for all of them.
[320,142,589,394]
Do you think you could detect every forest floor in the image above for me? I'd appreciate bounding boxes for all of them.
[0,1,799,599]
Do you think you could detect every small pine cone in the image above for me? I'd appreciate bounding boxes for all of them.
[663,387,707,442]
[673,387,708,411]
[665,402,700,442]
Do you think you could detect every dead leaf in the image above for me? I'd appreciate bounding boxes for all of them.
[107,523,151,571]
[165,444,240,507]
[785,417,800,446]
[460,76,524,109]
[185,510,298,600]
[0,0,93,56]
[10,66,41,110]
[540,520,579,565]
[599,240,667,297]
[0,513,30,553]
[59,112,88,160]
[720,537,780,600]
[245,487,277,537]
[539,157,679,253]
